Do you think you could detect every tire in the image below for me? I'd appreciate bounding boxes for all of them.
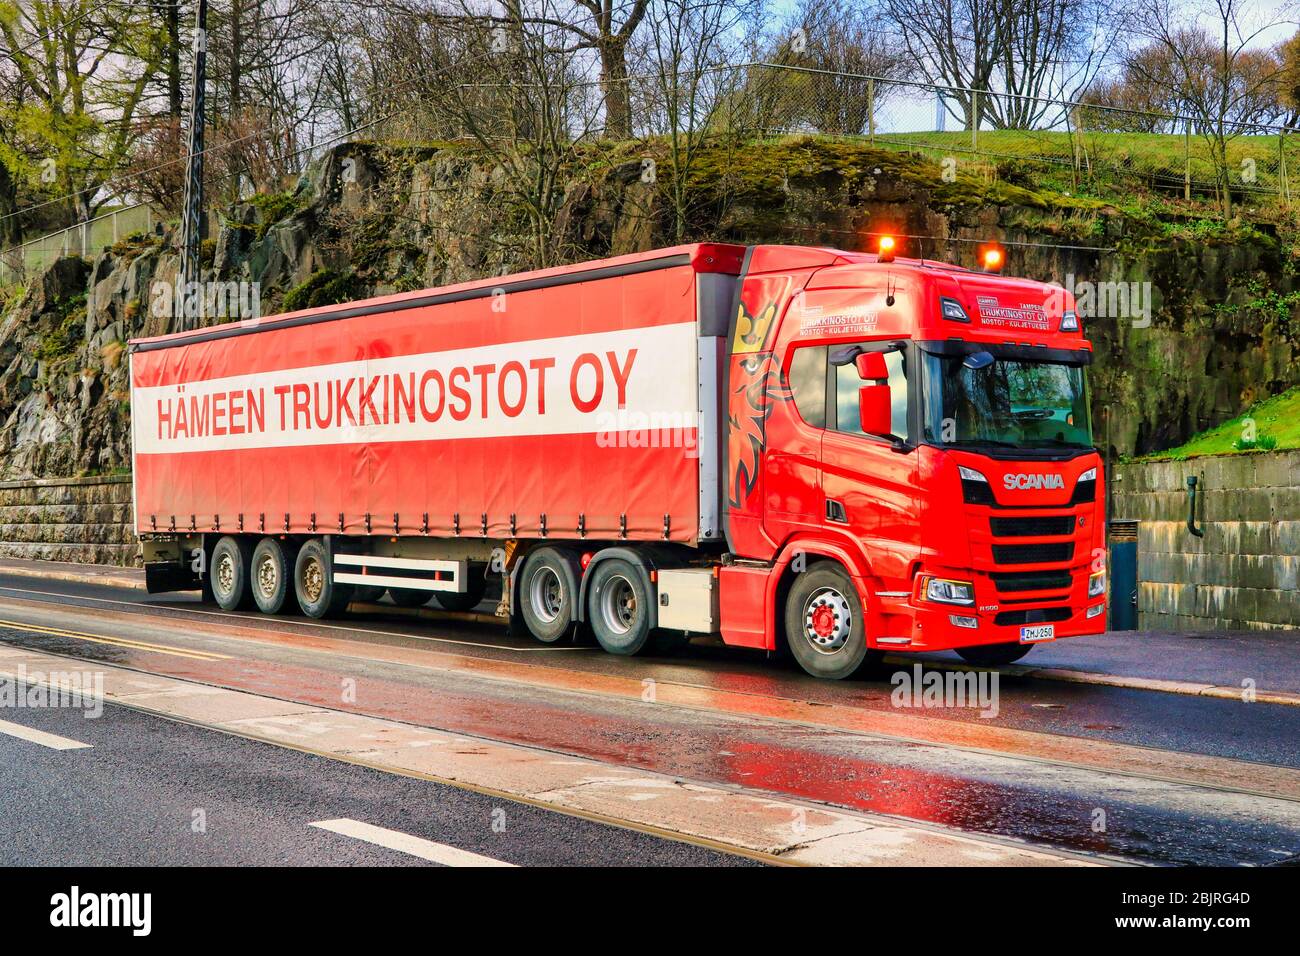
[294,538,352,619]
[250,537,297,614]
[518,549,577,643]
[433,567,489,613]
[389,588,430,608]
[353,585,386,604]
[210,536,254,611]
[586,557,653,656]
[783,561,878,680]
[956,642,1034,666]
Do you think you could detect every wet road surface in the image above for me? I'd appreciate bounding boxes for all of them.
[1,573,1298,866]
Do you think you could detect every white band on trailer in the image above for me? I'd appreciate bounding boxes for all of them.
[332,553,467,593]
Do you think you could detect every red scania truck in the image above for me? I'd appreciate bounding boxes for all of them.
[130,242,1107,679]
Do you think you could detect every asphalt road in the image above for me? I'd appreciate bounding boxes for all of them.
[0,696,753,867]
[1,572,1298,866]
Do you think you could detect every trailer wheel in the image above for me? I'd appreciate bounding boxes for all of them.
[250,537,297,614]
[783,562,878,680]
[955,643,1034,666]
[353,584,386,604]
[294,538,352,618]
[587,557,653,655]
[433,567,489,613]
[210,536,254,611]
[389,588,430,608]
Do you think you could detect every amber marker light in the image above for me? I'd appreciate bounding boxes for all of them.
[979,243,1005,272]
[877,234,897,263]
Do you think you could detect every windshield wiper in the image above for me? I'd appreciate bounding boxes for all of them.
[945,439,1022,449]
[1022,438,1091,449]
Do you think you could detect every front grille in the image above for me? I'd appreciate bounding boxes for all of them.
[990,515,1075,537]
[992,542,1074,565]
[995,607,1073,626]
[992,571,1072,593]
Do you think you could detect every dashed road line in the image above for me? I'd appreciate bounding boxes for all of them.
[309,819,516,867]
[0,717,92,751]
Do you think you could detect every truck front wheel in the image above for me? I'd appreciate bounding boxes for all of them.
[783,562,879,680]
[210,536,254,611]
[587,558,652,655]
[294,539,352,619]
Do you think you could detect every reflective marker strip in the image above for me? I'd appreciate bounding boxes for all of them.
[309,819,516,867]
[0,718,92,751]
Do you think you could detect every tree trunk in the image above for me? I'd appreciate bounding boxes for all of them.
[600,41,632,140]
[166,1,183,117]
[0,162,23,247]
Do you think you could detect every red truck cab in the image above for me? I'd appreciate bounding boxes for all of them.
[717,244,1105,678]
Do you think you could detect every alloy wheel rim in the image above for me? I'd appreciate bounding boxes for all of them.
[804,587,852,653]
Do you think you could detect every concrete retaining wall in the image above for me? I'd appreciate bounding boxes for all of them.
[0,475,138,566]
[1111,451,1300,630]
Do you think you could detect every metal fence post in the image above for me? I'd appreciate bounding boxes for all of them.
[972,90,980,151]
[1280,130,1290,203]
[1184,123,1191,201]
[867,77,875,143]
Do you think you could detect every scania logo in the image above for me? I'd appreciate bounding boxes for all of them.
[1003,473,1065,491]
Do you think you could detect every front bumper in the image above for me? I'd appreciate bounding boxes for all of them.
[868,567,1106,653]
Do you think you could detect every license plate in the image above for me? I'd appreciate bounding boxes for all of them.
[1019,624,1055,643]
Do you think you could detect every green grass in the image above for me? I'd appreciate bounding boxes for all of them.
[873,128,1297,204]
[1138,386,1300,460]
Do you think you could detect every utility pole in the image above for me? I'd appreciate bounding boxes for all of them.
[177,0,209,330]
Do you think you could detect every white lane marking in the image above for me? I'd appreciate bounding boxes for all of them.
[309,819,516,867]
[0,717,92,751]
[0,584,590,652]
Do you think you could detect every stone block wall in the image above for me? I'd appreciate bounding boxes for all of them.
[0,475,138,566]
[1110,451,1300,630]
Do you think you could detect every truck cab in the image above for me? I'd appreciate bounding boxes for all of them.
[719,245,1106,678]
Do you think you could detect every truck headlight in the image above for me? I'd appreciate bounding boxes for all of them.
[1089,571,1106,597]
[923,576,975,606]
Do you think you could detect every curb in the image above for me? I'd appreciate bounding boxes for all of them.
[881,654,1300,708]
[0,561,144,591]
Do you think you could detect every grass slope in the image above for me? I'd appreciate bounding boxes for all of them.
[1139,386,1300,460]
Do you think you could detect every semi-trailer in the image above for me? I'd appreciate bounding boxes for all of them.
[131,241,1106,679]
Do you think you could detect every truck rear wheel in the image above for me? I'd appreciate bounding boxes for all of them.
[518,549,577,643]
[210,536,254,611]
[783,562,878,680]
[250,537,297,614]
[294,538,352,619]
[587,558,652,655]
[956,643,1034,666]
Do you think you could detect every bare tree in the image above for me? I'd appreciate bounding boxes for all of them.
[1127,0,1287,214]
[635,0,755,238]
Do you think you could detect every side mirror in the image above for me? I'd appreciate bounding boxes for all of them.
[855,351,888,380]
[859,384,892,436]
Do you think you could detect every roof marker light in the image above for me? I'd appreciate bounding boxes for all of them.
[1061,310,1080,332]
[877,235,897,262]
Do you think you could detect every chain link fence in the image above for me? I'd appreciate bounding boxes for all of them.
[670,63,1297,206]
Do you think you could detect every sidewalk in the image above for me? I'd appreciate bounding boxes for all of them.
[908,626,1300,707]
[0,556,1295,705]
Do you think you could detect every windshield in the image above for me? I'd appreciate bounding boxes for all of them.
[922,349,1093,450]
